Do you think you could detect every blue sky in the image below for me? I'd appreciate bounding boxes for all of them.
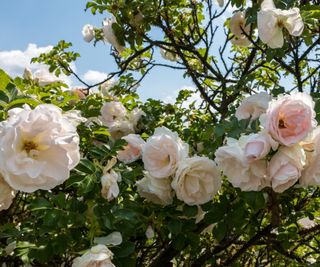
[0,0,197,101]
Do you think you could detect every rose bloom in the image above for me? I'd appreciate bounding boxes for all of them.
[244,132,278,162]
[258,0,304,48]
[23,68,33,80]
[235,92,272,121]
[72,244,115,267]
[264,93,316,146]
[215,136,269,191]
[33,69,63,86]
[136,172,174,206]
[82,24,95,43]
[216,0,224,7]
[0,176,15,211]
[268,144,306,193]
[101,170,121,201]
[103,17,125,53]
[300,127,320,186]
[0,104,80,193]
[171,156,221,206]
[117,134,145,164]
[108,120,135,141]
[100,101,127,128]
[142,127,189,178]
[230,12,250,37]
[100,78,118,96]
[230,36,251,47]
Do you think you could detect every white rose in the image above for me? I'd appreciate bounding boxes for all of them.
[136,172,174,206]
[268,145,306,193]
[215,137,269,191]
[101,170,121,201]
[23,68,33,80]
[172,156,221,206]
[244,132,278,162]
[0,176,15,211]
[63,110,87,127]
[0,104,80,193]
[258,1,304,48]
[216,0,224,7]
[235,92,272,121]
[230,12,250,38]
[33,69,63,86]
[300,127,320,186]
[142,127,189,178]
[230,36,251,47]
[72,244,115,267]
[108,120,135,141]
[103,17,125,53]
[82,24,95,43]
[100,101,127,128]
[117,134,145,164]
[100,78,118,96]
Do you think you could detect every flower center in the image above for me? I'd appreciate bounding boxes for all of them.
[278,118,286,129]
[277,19,284,28]
[23,141,38,153]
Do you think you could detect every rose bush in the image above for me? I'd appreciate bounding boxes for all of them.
[0,0,319,266]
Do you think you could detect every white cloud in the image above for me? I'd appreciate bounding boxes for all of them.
[0,43,74,86]
[83,70,109,84]
[0,43,52,77]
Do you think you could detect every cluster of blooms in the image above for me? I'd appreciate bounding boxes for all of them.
[215,92,319,193]
[82,17,125,53]
[229,0,304,48]
[131,127,221,206]
[100,126,222,206]
[0,104,81,210]
[99,101,145,141]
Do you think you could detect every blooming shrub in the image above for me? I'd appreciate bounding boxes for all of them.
[0,0,319,266]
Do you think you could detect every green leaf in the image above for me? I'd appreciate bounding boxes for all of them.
[172,233,186,250]
[168,220,183,235]
[75,159,97,174]
[183,205,198,218]
[115,242,135,258]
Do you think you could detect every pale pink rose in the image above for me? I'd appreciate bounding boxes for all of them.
[244,132,278,161]
[268,145,306,193]
[117,134,145,163]
[142,127,189,178]
[264,93,316,146]
[300,127,320,186]
[235,92,272,121]
[215,136,269,191]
